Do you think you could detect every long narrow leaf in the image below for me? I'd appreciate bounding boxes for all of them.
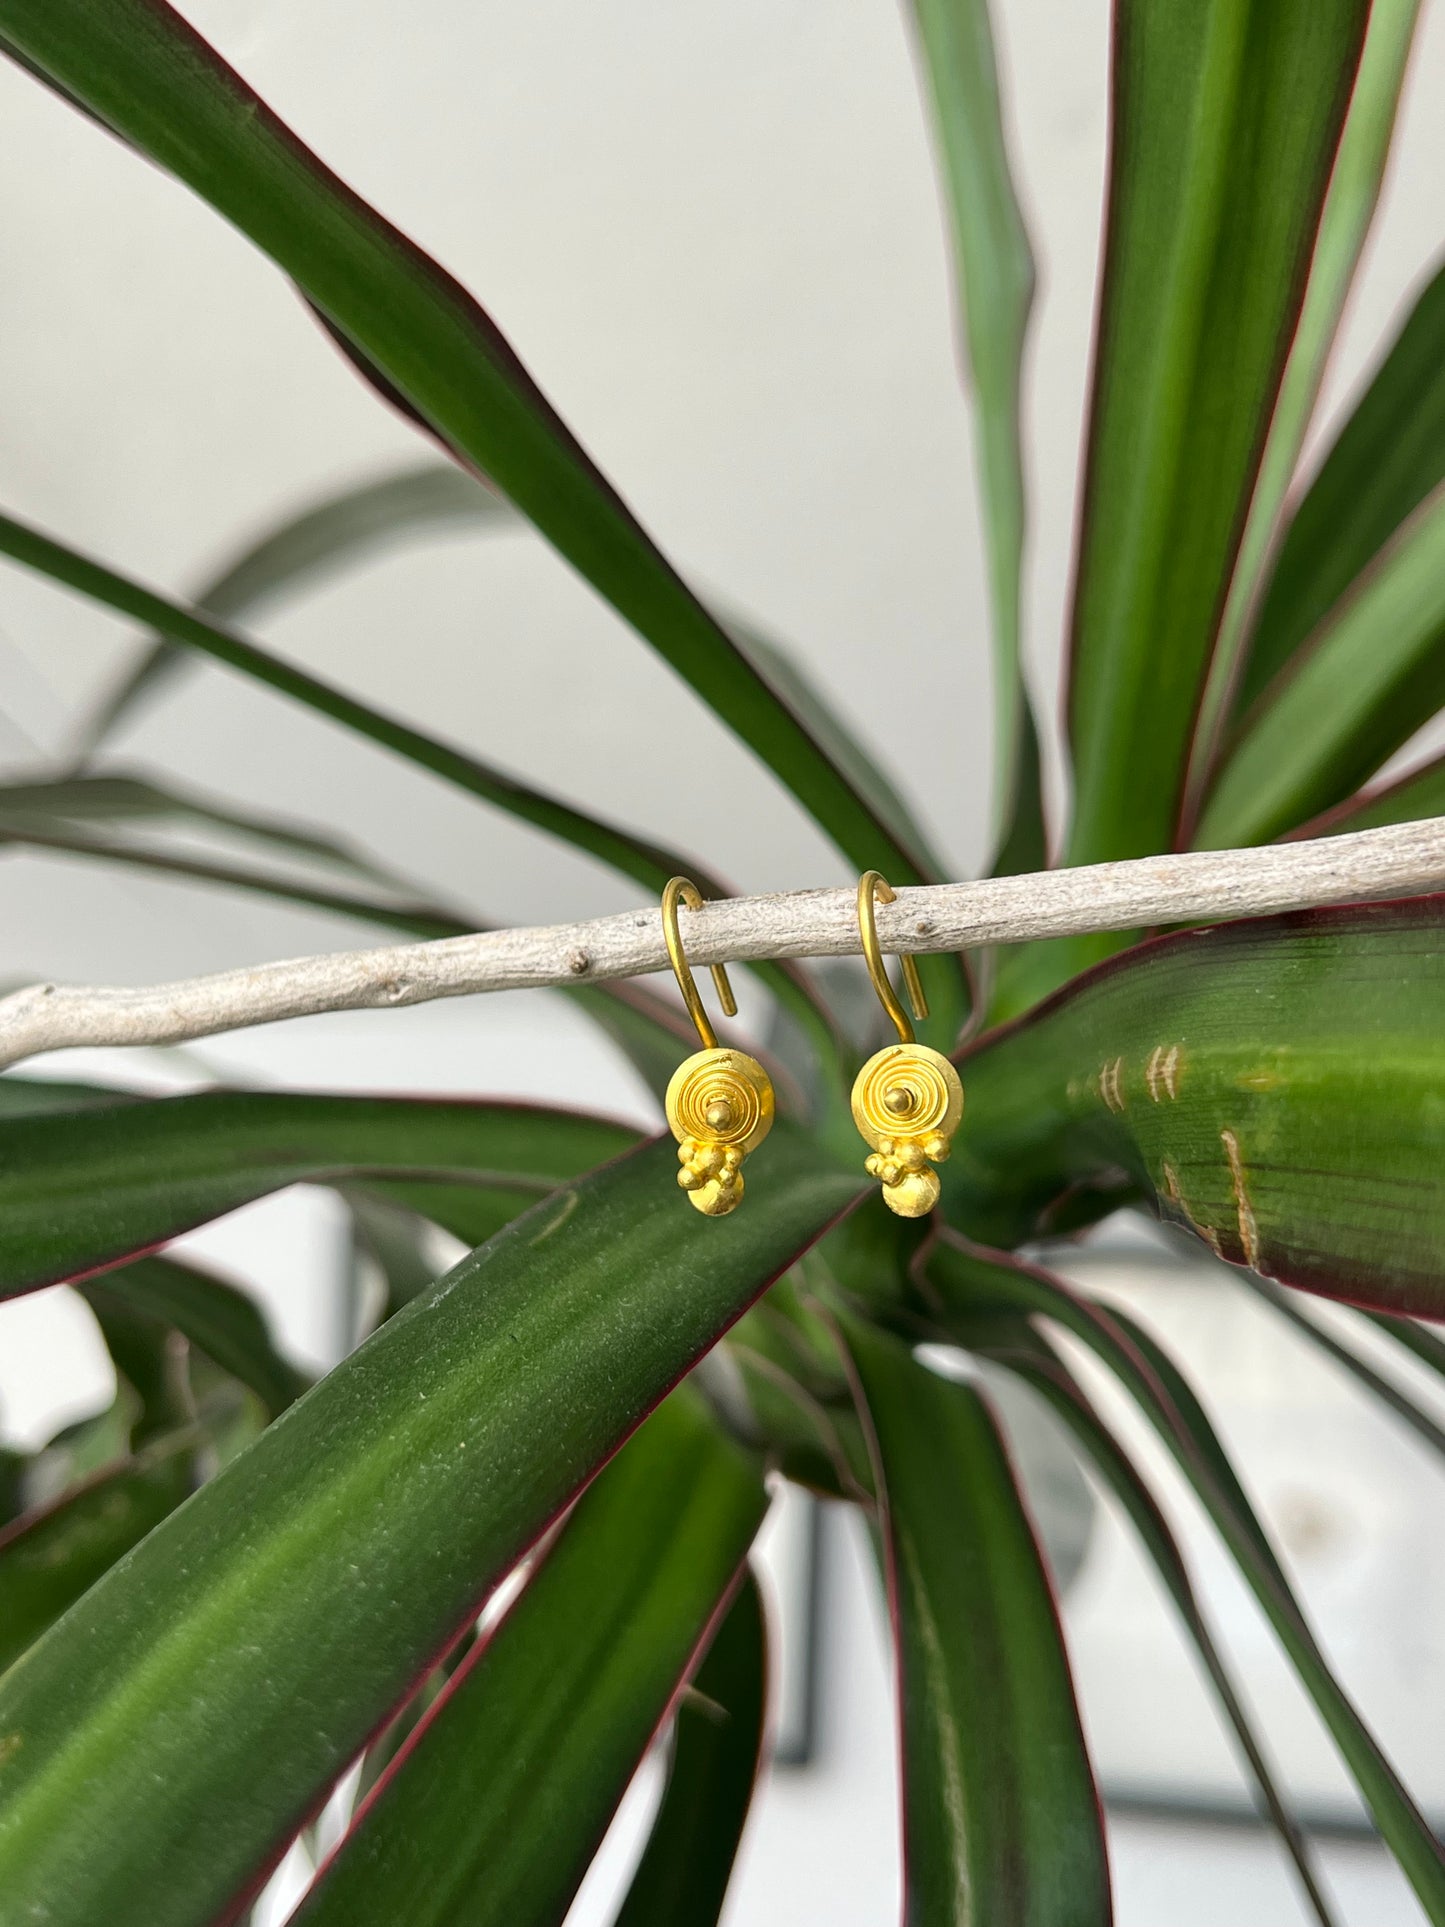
[294,1390,765,1927]
[947,897,1445,1316]
[612,1570,767,1927]
[923,1234,1445,1916]
[0,509,855,1074]
[904,0,1039,868]
[1186,0,1424,802]
[1197,483,1445,846]
[79,463,509,756]
[0,0,938,901]
[0,1130,862,1927]
[962,1313,1337,1925]
[841,1311,1110,1924]
[1065,0,1368,873]
[1359,1307,1445,1381]
[1242,1275,1445,1463]
[1231,251,1445,727]
[0,1090,639,1299]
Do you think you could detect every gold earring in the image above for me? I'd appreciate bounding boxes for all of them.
[662,877,775,1216]
[850,871,963,1217]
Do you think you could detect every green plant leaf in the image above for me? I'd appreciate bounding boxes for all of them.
[0,1446,192,1678]
[613,1570,767,1927]
[78,463,510,756]
[1064,0,1368,876]
[1291,752,1445,840]
[946,897,1445,1316]
[0,510,854,1079]
[903,0,1038,868]
[1197,483,1445,846]
[839,1310,1110,1926]
[0,1129,860,1927]
[294,1389,765,1927]
[0,1089,639,1300]
[961,1309,1337,1925]
[1242,1275,1445,1463]
[1359,1306,1445,1382]
[0,2,937,901]
[923,1234,1445,1916]
[83,1257,307,1421]
[1229,251,1445,730]
[1186,0,1424,804]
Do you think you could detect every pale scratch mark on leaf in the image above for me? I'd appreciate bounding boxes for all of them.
[1220,1128,1261,1271]
[1160,1158,1222,1255]
[1146,1046,1165,1103]
[1162,1044,1181,1100]
[1237,1065,1284,1093]
[1098,1056,1126,1114]
[527,1189,579,1245]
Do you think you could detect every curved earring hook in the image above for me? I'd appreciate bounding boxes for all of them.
[662,876,737,1052]
[856,870,929,1045]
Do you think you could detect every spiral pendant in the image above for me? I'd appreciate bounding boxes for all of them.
[850,1042,963,1217]
[665,1046,776,1216]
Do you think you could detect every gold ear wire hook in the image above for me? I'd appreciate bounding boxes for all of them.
[856,871,928,1044]
[661,876,737,1051]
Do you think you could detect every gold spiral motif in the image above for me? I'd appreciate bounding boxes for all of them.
[850,1043,963,1219]
[666,1047,774,1154]
[850,1043,962,1150]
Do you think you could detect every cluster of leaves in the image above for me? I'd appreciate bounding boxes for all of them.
[0,1,1443,1922]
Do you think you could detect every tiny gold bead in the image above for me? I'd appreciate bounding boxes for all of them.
[705,1098,736,1131]
[885,1085,916,1117]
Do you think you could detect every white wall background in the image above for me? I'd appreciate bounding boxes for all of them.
[1,3,1444,1922]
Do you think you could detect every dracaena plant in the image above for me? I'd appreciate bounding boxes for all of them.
[0,1,1443,1922]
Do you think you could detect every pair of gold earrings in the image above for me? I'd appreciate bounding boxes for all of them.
[661,872,963,1218]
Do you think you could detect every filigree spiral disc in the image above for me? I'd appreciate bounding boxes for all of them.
[666,1047,775,1156]
[850,1043,963,1152]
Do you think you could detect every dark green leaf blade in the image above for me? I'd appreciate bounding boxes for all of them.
[0,1090,639,1300]
[80,462,511,755]
[1230,252,1445,729]
[1065,0,1368,869]
[1186,0,1424,798]
[924,1234,1445,1917]
[294,1389,765,1927]
[0,1,932,891]
[947,897,1445,1315]
[961,1311,1337,1925]
[0,1130,862,1927]
[84,1257,307,1420]
[613,1569,767,1927]
[840,1311,1111,1927]
[0,1448,190,1676]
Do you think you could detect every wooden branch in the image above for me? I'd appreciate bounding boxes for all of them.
[2,818,1442,1071]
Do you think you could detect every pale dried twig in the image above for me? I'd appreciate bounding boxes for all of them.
[1,818,1442,1071]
